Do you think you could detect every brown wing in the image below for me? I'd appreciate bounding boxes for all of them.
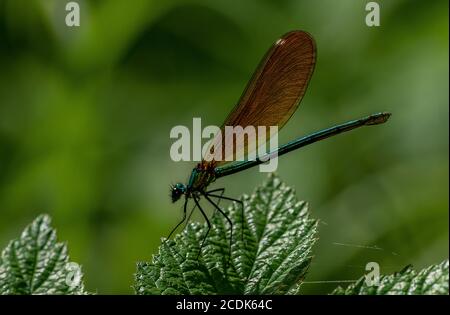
[203,30,316,166]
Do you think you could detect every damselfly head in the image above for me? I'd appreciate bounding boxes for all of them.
[170,183,186,203]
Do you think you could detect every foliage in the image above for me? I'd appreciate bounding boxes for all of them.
[0,215,86,295]
[333,260,449,295]
[0,177,447,295]
[135,174,318,294]
[135,175,449,295]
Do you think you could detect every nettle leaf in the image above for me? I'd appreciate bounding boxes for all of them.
[332,260,449,295]
[0,214,87,295]
[135,174,318,295]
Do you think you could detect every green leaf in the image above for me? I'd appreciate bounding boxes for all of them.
[0,214,87,295]
[135,174,318,295]
[332,260,449,295]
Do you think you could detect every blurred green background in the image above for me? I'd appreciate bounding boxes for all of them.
[0,0,448,294]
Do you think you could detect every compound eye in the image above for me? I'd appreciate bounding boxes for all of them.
[170,184,185,203]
